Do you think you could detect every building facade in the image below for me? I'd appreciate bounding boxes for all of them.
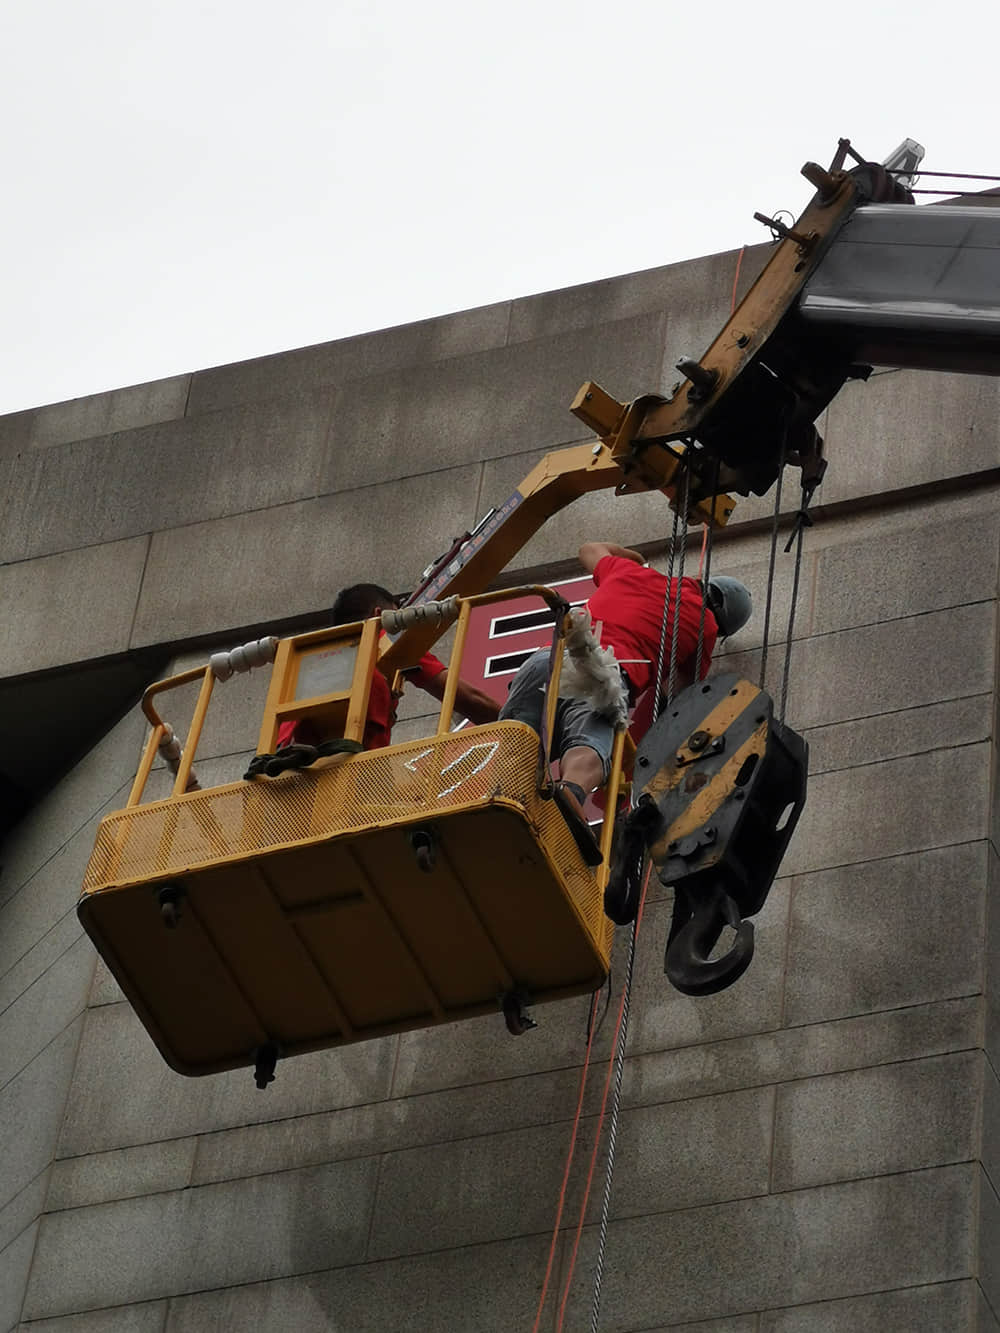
[1,242,999,1330]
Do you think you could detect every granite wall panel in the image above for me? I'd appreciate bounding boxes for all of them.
[129,463,484,647]
[784,842,986,1025]
[23,1157,379,1320]
[558,1166,975,1330]
[321,310,669,495]
[3,390,336,565]
[0,536,149,677]
[822,369,1000,508]
[186,302,513,417]
[2,245,999,1333]
[56,1001,396,1159]
[163,1234,552,1333]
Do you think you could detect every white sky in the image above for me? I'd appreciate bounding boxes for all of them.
[1,0,995,416]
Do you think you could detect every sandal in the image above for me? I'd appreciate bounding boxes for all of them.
[551,781,603,868]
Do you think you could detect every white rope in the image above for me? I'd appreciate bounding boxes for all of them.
[381,597,460,635]
[557,608,629,727]
[210,636,279,682]
[157,724,182,766]
[156,724,200,791]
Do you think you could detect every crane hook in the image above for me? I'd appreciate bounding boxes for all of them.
[664,883,755,997]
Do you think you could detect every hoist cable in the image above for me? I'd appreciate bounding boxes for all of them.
[694,456,720,684]
[554,863,654,1333]
[530,990,601,1333]
[888,169,1000,182]
[560,465,693,1329]
[656,484,683,716]
[778,454,822,724]
[579,461,692,1330]
[758,442,787,692]
[666,463,692,707]
[573,243,755,1329]
[779,520,806,725]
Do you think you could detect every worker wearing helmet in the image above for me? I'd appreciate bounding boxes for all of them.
[499,541,751,863]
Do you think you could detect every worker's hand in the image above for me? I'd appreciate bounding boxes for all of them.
[454,681,500,724]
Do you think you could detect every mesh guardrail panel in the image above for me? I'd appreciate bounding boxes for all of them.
[83,723,611,950]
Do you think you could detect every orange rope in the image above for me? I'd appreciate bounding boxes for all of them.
[554,863,654,1330]
[530,990,601,1333]
[730,244,746,315]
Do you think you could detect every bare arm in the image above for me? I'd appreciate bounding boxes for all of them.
[417,669,500,724]
[577,541,645,574]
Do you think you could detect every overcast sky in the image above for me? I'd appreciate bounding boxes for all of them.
[1,0,994,416]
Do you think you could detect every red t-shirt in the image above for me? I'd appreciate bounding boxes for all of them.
[277,651,446,751]
[587,555,717,698]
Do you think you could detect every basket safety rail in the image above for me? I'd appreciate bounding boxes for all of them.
[126,589,631,841]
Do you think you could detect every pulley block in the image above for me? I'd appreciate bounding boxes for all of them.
[626,673,808,995]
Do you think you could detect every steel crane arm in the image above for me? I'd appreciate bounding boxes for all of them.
[577,144,1000,506]
[378,440,733,675]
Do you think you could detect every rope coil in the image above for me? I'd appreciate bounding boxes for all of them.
[157,724,182,766]
[210,636,278,681]
[381,597,460,635]
[156,724,200,792]
[558,608,630,727]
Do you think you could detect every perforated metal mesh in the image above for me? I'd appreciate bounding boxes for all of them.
[82,723,613,957]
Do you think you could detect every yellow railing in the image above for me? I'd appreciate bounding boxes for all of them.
[128,586,632,858]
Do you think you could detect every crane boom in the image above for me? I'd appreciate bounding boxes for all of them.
[382,138,1000,673]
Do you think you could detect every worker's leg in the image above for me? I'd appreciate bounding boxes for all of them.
[559,745,605,798]
[550,703,614,867]
[498,649,550,731]
[557,696,614,791]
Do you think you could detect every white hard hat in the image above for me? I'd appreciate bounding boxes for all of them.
[707,576,752,636]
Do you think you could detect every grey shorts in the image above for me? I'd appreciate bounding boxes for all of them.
[498,648,614,782]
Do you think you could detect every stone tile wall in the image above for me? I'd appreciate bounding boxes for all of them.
[2,248,999,1329]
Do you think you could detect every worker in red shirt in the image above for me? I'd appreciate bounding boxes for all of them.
[499,542,751,861]
[263,583,499,773]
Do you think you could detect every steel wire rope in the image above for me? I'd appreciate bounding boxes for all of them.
[582,459,693,1332]
[779,522,806,725]
[585,912,641,1333]
[553,860,655,1333]
[888,169,1000,182]
[778,454,823,724]
[666,462,692,707]
[694,456,720,683]
[758,440,787,692]
[538,477,691,1330]
[656,482,683,708]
